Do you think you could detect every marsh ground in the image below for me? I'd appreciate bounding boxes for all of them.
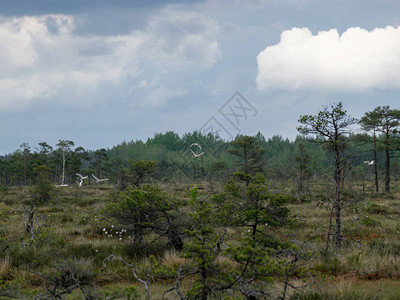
[0,181,400,299]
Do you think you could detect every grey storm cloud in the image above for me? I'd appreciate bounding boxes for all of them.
[0,8,220,111]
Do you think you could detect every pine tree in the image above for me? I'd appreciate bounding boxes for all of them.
[228,135,265,176]
[298,102,356,249]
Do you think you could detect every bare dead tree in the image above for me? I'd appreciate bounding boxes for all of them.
[103,254,152,300]
[238,278,270,300]
[26,205,36,236]
[34,259,94,299]
[21,205,41,248]
[280,242,314,300]
[162,268,184,300]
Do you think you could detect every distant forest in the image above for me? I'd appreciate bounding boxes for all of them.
[1,113,399,190]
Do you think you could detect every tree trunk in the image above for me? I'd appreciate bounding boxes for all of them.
[244,149,248,175]
[373,131,379,193]
[334,146,342,249]
[200,258,208,300]
[23,152,28,185]
[298,165,303,194]
[385,144,390,192]
[61,150,66,185]
[362,174,365,195]
[168,229,183,251]
[334,193,341,249]
[133,225,143,244]
[97,162,101,178]
[341,148,345,188]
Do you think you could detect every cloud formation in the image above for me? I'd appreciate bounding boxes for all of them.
[0,9,220,111]
[256,26,400,91]
[141,7,220,68]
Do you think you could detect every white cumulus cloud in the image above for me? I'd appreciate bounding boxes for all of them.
[256,26,400,91]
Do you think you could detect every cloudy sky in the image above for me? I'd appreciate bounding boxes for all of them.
[1,0,400,154]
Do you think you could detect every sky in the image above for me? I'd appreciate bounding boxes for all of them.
[1,0,400,154]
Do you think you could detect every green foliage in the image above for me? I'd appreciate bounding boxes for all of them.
[228,135,266,175]
[360,215,381,227]
[298,102,356,250]
[0,127,396,188]
[92,148,108,178]
[215,173,290,229]
[147,131,181,151]
[0,185,8,197]
[10,229,66,268]
[102,285,139,299]
[29,164,54,205]
[313,256,343,276]
[291,290,367,300]
[296,141,312,193]
[364,203,389,214]
[182,186,234,299]
[362,106,400,192]
[122,159,158,188]
[213,175,291,298]
[0,279,22,298]
[107,184,185,251]
[41,258,95,298]
[368,240,400,256]
[347,253,362,268]
[298,102,357,140]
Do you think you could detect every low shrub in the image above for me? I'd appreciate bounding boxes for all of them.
[360,215,381,227]
[364,203,390,214]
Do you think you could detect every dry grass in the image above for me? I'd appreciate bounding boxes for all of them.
[162,249,187,268]
[0,255,11,278]
[2,182,400,298]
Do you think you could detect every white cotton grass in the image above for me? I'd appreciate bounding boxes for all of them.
[102,226,128,241]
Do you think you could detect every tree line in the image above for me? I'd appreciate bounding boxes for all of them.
[1,104,400,193]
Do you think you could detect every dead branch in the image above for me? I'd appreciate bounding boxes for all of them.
[162,268,184,300]
[103,254,151,300]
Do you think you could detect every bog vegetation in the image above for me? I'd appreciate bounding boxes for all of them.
[1,103,400,298]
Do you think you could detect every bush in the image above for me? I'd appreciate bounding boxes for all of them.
[123,239,170,258]
[291,290,374,300]
[101,285,139,299]
[10,230,65,268]
[369,240,400,256]
[313,256,343,275]
[360,215,381,227]
[0,185,8,198]
[0,279,21,298]
[364,203,389,214]
[29,165,54,205]
[41,258,95,298]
